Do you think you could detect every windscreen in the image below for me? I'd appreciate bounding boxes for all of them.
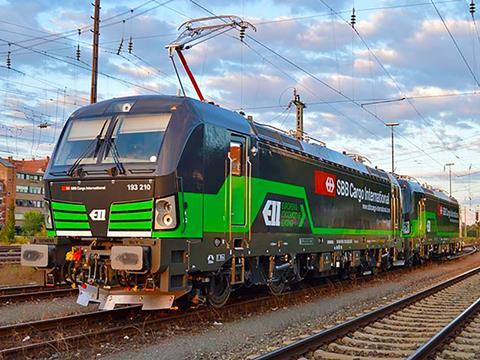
[53,117,110,166]
[103,113,171,163]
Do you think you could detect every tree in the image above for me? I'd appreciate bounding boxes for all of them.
[22,210,45,236]
[0,200,16,243]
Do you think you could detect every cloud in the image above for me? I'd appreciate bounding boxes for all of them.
[0,0,479,220]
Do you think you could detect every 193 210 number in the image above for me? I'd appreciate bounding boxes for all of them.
[127,183,152,191]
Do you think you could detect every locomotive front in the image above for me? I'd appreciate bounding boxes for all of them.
[21,96,196,310]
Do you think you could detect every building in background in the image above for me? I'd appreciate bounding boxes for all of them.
[0,157,49,229]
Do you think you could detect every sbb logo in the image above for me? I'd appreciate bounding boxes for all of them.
[325,177,335,193]
[314,170,337,197]
[437,204,443,217]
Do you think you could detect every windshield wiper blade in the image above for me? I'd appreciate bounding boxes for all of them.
[67,119,110,177]
[106,137,126,175]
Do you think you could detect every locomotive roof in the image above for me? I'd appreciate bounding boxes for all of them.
[397,177,458,205]
[71,95,391,182]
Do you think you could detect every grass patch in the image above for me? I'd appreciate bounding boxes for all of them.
[0,264,43,286]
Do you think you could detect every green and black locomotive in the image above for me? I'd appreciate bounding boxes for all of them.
[21,95,460,310]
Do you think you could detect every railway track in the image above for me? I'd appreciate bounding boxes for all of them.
[0,253,477,358]
[256,266,480,360]
[0,245,20,264]
[0,264,416,359]
[0,284,76,303]
[408,296,480,359]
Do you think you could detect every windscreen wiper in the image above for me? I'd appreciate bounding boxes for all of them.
[67,119,110,177]
[105,137,126,175]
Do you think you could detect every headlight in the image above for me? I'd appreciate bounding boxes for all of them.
[44,200,53,230]
[154,195,177,229]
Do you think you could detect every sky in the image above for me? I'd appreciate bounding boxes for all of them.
[0,0,479,223]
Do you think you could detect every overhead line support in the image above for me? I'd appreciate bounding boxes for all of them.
[90,0,101,104]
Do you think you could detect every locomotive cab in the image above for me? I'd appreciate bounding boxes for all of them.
[21,96,210,309]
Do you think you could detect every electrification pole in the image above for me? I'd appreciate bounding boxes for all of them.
[90,0,100,104]
[444,163,454,196]
[293,89,305,141]
[385,122,399,174]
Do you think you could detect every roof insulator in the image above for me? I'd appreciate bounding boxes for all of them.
[6,51,11,69]
[117,37,124,55]
[239,25,246,42]
[470,0,476,15]
[350,8,356,28]
[76,44,81,60]
[128,36,133,53]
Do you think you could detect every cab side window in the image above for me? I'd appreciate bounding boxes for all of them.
[230,142,243,176]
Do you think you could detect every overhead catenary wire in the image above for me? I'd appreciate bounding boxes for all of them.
[234,90,479,111]
[317,0,470,169]
[188,0,471,175]
[431,0,480,88]
[0,37,163,94]
[0,0,176,53]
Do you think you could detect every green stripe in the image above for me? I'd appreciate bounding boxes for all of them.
[153,177,396,239]
[55,221,90,230]
[437,231,459,237]
[111,199,153,212]
[109,221,152,230]
[53,211,88,221]
[312,228,392,236]
[51,201,86,213]
[110,211,152,221]
[46,230,56,237]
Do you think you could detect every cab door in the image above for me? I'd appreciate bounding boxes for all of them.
[229,135,246,226]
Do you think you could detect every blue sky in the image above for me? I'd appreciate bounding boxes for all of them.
[0,0,479,223]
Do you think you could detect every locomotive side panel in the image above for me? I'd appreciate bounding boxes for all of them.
[250,142,395,253]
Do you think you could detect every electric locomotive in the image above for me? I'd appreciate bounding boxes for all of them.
[397,176,460,262]
[20,95,460,309]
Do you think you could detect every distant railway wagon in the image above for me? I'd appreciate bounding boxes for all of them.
[20,95,460,310]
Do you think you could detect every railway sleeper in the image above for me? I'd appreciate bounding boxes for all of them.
[445,343,480,352]
[464,320,480,328]
[326,341,412,358]
[387,313,453,323]
[339,335,420,350]
[437,349,478,360]
[361,325,435,337]
[409,302,471,310]
[400,308,463,316]
[369,321,443,332]
[454,334,480,343]
[389,311,457,320]
[351,330,429,344]
[313,348,404,360]
[380,317,447,326]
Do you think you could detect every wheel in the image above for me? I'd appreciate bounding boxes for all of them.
[268,276,286,296]
[207,273,231,308]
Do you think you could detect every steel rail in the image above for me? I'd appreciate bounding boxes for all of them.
[0,285,76,302]
[255,265,480,360]
[0,305,141,338]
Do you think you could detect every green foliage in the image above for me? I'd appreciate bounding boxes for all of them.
[22,210,45,236]
[0,200,16,243]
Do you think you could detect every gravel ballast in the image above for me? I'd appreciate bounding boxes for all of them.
[100,252,480,360]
